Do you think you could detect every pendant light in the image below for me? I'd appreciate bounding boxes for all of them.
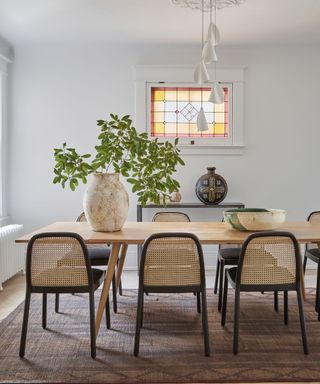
[196,0,209,131]
[194,0,210,84]
[202,0,220,63]
[208,0,224,104]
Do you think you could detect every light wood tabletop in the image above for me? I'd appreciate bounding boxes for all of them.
[16,220,320,338]
[15,220,320,245]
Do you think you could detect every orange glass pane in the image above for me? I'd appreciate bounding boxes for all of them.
[152,101,164,112]
[177,123,189,135]
[215,112,225,123]
[153,112,164,123]
[177,90,189,101]
[165,89,177,101]
[189,90,201,101]
[164,123,176,135]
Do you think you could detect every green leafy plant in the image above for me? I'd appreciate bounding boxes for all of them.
[53,114,185,205]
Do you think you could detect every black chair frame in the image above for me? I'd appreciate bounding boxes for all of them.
[303,210,320,319]
[19,232,110,359]
[221,231,308,355]
[134,232,210,357]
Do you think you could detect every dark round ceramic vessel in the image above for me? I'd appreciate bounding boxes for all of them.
[195,167,228,205]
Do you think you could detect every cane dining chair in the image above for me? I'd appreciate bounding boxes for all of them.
[221,232,308,355]
[55,212,122,315]
[303,211,320,319]
[152,211,191,222]
[134,232,210,357]
[19,232,110,359]
[152,212,201,311]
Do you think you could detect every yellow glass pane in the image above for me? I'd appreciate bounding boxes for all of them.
[165,90,177,101]
[215,102,225,113]
[215,112,225,123]
[214,123,225,134]
[152,101,164,112]
[153,89,165,101]
[165,123,177,135]
[177,123,189,135]
[153,112,164,123]
[189,91,201,101]
[177,90,189,101]
[152,123,164,135]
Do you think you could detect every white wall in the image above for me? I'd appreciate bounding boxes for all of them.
[8,43,320,268]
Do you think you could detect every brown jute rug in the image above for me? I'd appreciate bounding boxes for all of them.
[1,289,320,383]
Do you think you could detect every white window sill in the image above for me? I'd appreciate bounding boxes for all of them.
[178,145,245,155]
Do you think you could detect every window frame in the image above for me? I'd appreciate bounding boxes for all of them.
[147,82,233,146]
[135,65,245,155]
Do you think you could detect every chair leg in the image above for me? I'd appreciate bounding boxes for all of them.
[221,270,229,326]
[274,291,278,312]
[19,289,31,358]
[89,290,96,359]
[134,288,144,356]
[316,263,320,312]
[196,292,201,314]
[296,287,309,354]
[218,259,225,312]
[214,258,220,294]
[112,273,118,314]
[201,289,210,356]
[303,254,307,273]
[105,296,111,329]
[284,291,288,325]
[55,293,59,313]
[119,279,123,296]
[42,293,47,329]
[140,293,144,328]
[233,289,241,355]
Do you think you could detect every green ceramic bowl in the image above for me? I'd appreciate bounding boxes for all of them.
[223,208,286,231]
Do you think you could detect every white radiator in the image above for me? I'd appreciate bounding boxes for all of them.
[0,225,25,290]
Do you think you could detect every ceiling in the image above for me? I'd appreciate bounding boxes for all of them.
[0,0,320,46]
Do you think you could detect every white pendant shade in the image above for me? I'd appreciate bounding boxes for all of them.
[202,41,218,63]
[197,107,209,131]
[207,22,221,46]
[208,81,224,104]
[194,60,210,84]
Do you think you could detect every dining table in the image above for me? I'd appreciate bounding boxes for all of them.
[16,220,320,338]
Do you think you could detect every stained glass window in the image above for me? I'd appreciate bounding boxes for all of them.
[150,86,229,138]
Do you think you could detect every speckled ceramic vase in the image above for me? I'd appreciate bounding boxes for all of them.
[83,173,129,232]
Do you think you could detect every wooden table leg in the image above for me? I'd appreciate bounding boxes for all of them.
[95,242,121,337]
[116,244,128,291]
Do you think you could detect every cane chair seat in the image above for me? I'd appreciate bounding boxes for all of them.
[221,231,308,355]
[134,233,210,357]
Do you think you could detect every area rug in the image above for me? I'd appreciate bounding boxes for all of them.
[1,289,320,383]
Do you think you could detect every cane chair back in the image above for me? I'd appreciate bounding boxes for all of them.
[141,233,203,288]
[238,233,299,286]
[27,233,90,288]
[152,212,190,222]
